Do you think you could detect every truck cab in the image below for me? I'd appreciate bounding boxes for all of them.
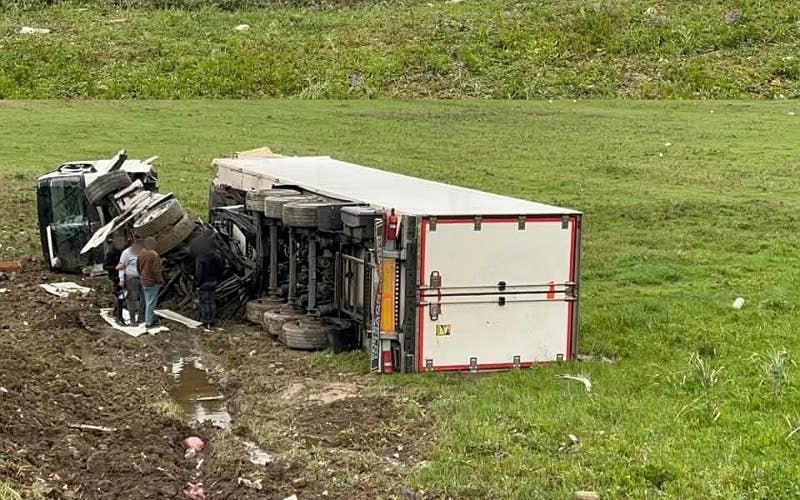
[36,152,158,272]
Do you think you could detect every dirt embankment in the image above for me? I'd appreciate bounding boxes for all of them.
[0,260,430,499]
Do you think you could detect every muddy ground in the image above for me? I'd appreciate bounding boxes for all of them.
[0,260,429,499]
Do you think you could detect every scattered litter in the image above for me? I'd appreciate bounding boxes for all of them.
[664,142,672,147]
[557,374,592,392]
[558,434,581,453]
[100,308,169,337]
[575,492,600,500]
[576,353,615,364]
[445,0,465,3]
[0,260,22,273]
[237,478,263,490]
[69,354,85,365]
[40,282,92,298]
[283,495,298,500]
[732,297,745,310]
[156,309,203,329]
[248,349,257,357]
[292,478,307,488]
[0,289,7,294]
[185,448,198,459]
[789,112,796,116]
[183,436,205,453]
[19,26,51,35]
[243,440,273,465]
[68,423,117,433]
[0,387,7,393]
[234,24,250,31]
[81,264,105,277]
[184,483,206,500]
[108,18,129,24]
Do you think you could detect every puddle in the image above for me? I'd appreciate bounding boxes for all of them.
[169,356,232,430]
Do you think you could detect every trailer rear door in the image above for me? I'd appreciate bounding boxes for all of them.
[417,216,579,372]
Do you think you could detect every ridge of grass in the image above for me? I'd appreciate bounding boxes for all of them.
[1,1,799,99]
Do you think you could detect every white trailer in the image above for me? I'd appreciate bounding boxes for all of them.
[213,155,582,373]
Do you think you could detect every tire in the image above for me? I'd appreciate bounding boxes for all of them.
[265,308,301,338]
[154,215,196,255]
[324,318,357,353]
[282,201,329,228]
[133,199,185,237]
[85,171,132,205]
[245,189,299,212]
[245,297,285,324]
[282,319,331,351]
[264,195,316,219]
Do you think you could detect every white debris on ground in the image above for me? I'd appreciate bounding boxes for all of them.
[233,24,250,31]
[20,26,51,34]
[732,297,745,310]
[99,308,169,337]
[40,282,92,298]
[237,478,263,490]
[155,309,203,329]
[557,374,592,392]
[243,440,273,465]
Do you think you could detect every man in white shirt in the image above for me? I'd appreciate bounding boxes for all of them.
[117,240,145,325]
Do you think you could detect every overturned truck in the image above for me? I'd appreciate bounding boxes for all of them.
[211,151,583,374]
[37,149,582,374]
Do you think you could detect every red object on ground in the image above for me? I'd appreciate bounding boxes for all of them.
[184,483,206,500]
[0,260,22,273]
[182,436,205,452]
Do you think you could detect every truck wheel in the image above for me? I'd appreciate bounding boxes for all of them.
[264,195,317,220]
[154,215,196,255]
[265,308,302,339]
[323,318,358,354]
[245,297,284,324]
[133,199,185,237]
[85,171,132,205]
[282,319,331,351]
[282,201,328,228]
[245,188,299,212]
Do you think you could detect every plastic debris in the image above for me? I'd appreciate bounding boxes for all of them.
[283,495,298,500]
[40,282,92,298]
[557,374,592,392]
[183,436,205,453]
[99,308,169,337]
[575,492,600,500]
[732,297,745,310]
[184,483,206,500]
[234,24,250,31]
[237,478,263,490]
[243,440,273,465]
[19,26,51,35]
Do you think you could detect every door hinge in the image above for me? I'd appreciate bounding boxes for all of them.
[429,303,441,321]
[473,216,482,231]
[518,216,526,230]
[562,215,570,229]
[469,357,478,373]
[513,355,521,369]
[425,359,433,372]
[429,217,437,232]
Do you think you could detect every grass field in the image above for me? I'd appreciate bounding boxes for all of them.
[1,1,799,98]
[1,100,800,497]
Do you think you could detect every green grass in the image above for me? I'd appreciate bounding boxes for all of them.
[2,100,800,497]
[1,1,799,98]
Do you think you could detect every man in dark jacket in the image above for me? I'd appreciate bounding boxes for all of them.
[103,233,127,324]
[193,238,223,329]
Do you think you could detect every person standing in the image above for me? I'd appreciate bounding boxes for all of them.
[194,238,223,329]
[103,233,127,324]
[117,240,145,325]
[138,237,165,329]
